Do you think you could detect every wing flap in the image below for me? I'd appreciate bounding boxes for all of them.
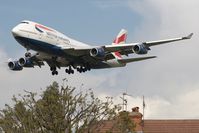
[117,56,156,64]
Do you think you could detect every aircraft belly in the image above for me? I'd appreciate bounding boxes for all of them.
[57,57,70,67]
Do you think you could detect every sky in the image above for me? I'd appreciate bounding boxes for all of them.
[0,0,199,119]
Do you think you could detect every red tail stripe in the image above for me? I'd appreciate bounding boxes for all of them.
[113,34,127,44]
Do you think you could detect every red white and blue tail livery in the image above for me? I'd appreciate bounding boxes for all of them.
[112,29,127,59]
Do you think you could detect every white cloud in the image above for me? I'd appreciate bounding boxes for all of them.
[98,87,199,119]
[91,0,199,119]
[119,0,199,118]
[145,87,199,119]
[1,0,199,119]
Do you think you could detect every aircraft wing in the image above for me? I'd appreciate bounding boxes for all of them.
[61,33,193,61]
[104,33,193,52]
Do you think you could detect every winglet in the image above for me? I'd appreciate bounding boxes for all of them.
[182,33,193,39]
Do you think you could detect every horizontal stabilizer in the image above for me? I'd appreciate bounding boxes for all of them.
[182,33,193,39]
[118,56,156,64]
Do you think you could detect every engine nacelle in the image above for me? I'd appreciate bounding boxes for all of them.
[8,61,23,71]
[19,57,34,67]
[90,47,105,58]
[133,44,148,55]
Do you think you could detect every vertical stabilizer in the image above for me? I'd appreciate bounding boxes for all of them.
[112,29,128,59]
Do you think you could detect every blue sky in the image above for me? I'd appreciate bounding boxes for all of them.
[0,0,199,119]
[0,1,141,56]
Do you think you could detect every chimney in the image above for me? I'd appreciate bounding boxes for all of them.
[129,107,143,132]
[129,106,143,118]
[132,107,139,112]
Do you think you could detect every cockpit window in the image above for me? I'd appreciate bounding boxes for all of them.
[20,21,29,24]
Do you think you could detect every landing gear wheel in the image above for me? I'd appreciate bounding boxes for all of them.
[51,66,58,75]
[52,70,58,75]
[77,66,84,73]
[52,71,54,75]
[55,71,58,75]
[65,66,74,74]
[65,69,69,73]
[71,69,74,74]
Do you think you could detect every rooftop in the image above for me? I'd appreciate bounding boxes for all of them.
[144,119,199,133]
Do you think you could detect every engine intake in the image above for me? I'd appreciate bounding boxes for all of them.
[90,47,105,58]
[8,61,23,71]
[133,44,148,55]
[19,57,34,67]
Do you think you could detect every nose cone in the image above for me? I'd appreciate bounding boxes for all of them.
[12,26,20,37]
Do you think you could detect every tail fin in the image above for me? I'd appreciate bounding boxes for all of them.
[113,29,127,44]
[112,29,128,59]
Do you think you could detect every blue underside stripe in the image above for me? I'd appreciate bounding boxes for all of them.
[14,36,111,69]
[15,36,66,56]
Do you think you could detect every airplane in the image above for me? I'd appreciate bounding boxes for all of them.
[8,20,193,75]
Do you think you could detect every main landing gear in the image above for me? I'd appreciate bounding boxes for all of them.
[65,66,74,74]
[51,64,92,75]
[65,64,91,74]
[76,66,91,73]
[50,67,58,75]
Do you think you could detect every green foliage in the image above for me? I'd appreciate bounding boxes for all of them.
[116,111,136,133]
[0,81,121,133]
[105,111,136,133]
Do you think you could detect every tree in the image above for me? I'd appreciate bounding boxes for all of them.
[0,81,121,133]
[114,111,136,133]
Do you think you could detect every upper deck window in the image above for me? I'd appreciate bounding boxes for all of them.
[20,21,29,24]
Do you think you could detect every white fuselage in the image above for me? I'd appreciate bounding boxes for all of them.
[11,20,125,69]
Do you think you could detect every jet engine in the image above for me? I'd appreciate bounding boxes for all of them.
[8,61,23,71]
[90,47,105,58]
[133,44,148,54]
[19,57,34,67]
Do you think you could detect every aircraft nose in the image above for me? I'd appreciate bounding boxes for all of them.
[12,26,19,37]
